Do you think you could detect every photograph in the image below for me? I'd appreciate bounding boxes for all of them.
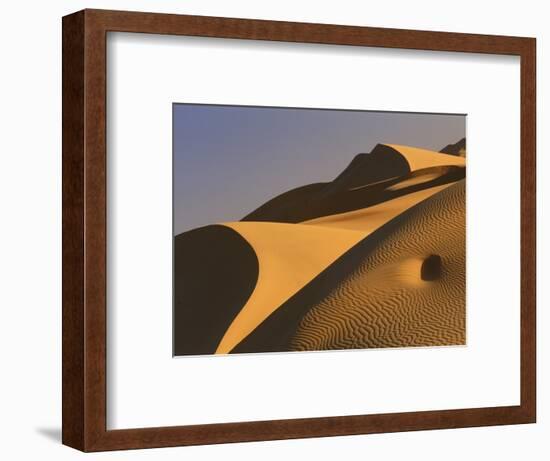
[173,104,467,356]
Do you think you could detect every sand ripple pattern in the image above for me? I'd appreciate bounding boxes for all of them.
[290,179,466,351]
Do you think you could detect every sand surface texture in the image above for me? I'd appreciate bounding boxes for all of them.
[291,180,465,351]
[173,141,466,355]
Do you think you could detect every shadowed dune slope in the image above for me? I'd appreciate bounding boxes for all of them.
[326,144,411,192]
[440,137,466,156]
[290,179,466,351]
[242,144,410,223]
[241,182,328,224]
[173,225,259,356]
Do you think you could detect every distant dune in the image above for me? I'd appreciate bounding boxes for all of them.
[242,144,465,224]
[385,144,465,171]
[173,140,466,355]
[439,137,466,157]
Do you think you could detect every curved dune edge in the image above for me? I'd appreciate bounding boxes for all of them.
[217,180,459,354]
[215,222,366,354]
[385,144,465,172]
[173,225,260,356]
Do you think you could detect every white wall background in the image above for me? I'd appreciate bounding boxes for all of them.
[0,0,546,459]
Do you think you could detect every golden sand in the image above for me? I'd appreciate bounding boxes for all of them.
[215,222,366,353]
[303,182,453,232]
[291,180,466,350]
[218,181,459,352]
[210,144,465,353]
[385,143,465,171]
[386,171,442,191]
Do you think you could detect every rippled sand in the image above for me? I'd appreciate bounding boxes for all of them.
[173,141,466,355]
[290,180,465,351]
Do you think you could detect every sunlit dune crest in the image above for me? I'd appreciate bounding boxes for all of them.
[215,222,366,354]
[385,143,465,171]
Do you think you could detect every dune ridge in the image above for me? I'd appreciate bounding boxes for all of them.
[219,179,461,353]
[231,179,464,354]
[173,225,259,356]
[385,144,465,171]
[240,144,464,224]
[290,180,466,351]
[440,137,466,156]
[215,222,366,354]
[173,140,466,355]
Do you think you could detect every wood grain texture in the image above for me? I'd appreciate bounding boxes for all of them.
[61,9,536,451]
[520,37,537,421]
[62,10,85,451]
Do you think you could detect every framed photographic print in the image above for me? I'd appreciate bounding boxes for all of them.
[62,9,536,451]
[172,104,467,356]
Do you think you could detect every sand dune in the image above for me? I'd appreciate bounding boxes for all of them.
[241,144,464,224]
[440,137,466,157]
[290,180,466,351]
[173,225,259,356]
[385,143,465,171]
[327,144,411,191]
[215,222,366,354]
[174,140,466,355]
[303,182,454,233]
[219,181,461,352]
[386,167,453,192]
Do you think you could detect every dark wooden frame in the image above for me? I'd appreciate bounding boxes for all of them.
[62,8,536,452]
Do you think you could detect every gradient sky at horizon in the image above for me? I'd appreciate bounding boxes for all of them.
[174,104,465,235]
